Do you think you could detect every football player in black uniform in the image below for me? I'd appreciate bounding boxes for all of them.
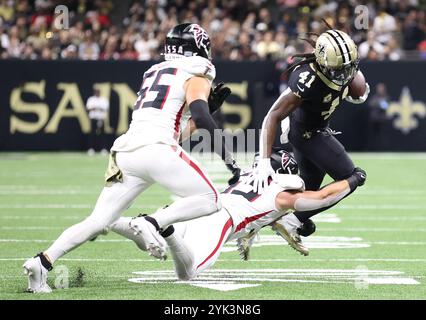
[252,26,369,248]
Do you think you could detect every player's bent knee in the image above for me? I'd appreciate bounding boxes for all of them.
[82,216,114,237]
[200,191,222,212]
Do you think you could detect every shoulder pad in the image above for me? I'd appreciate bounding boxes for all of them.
[180,56,216,82]
[272,174,305,192]
[144,60,167,74]
[288,64,317,99]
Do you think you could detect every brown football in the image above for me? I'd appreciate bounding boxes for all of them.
[348,70,366,99]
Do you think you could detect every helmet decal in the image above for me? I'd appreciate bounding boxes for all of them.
[164,23,212,60]
[188,24,210,55]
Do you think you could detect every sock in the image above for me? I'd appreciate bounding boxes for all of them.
[294,211,308,223]
[37,253,53,271]
[144,215,161,231]
[284,213,303,230]
[160,225,175,238]
[164,233,195,280]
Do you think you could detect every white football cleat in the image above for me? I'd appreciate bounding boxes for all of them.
[272,214,309,256]
[129,216,167,260]
[23,256,52,293]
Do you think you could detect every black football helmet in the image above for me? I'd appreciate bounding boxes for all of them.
[164,23,211,60]
[253,149,298,175]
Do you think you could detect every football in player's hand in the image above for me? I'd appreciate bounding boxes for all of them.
[348,71,366,99]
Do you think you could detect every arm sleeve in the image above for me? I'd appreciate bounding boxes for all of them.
[189,99,233,162]
[293,186,351,212]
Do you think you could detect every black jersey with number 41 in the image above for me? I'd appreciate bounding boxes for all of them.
[287,63,350,130]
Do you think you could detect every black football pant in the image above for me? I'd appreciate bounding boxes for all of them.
[288,123,356,223]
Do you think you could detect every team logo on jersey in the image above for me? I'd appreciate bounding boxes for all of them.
[189,24,210,51]
[323,93,332,103]
[387,87,426,134]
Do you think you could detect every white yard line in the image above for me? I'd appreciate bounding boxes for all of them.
[2,226,425,231]
[2,238,426,246]
[0,258,166,262]
[319,227,426,232]
[0,204,160,209]
[335,204,426,210]
[5,203,419,210]
[2,258,426,263]
[1,214,426,222]
[341,217,426,221]
[0,239,132,243]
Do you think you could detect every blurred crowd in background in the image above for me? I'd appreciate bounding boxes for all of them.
[0,0,425,61]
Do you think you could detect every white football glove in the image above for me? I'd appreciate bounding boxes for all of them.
[345,82,370,104]
[252,158,275,194]
[280,117,290,144]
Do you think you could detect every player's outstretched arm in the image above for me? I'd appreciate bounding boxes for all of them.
[253,89,302,193]
[185,77,240,185]
[276,168,367,212]
[179,83,231,143]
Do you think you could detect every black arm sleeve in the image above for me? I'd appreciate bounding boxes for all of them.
[189,99,233,162]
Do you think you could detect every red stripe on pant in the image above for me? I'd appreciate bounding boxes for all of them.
[171,145,218,203]
[196,217,233,270]
[234,210,273,233]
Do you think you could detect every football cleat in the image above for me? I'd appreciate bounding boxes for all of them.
[271,214,309,256]
[236,231,258,261]
[129,216,167,261]
[23,255,52,293]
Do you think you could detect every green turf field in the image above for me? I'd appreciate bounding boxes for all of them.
[0,152,425,300]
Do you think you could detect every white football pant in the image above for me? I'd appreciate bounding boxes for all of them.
[111,208,233,280]
[44,144,220,263]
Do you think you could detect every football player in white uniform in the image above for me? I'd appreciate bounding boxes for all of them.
[23,23,241,293]
[111,150,366,280]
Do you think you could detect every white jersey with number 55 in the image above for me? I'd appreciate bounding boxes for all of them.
[111,56,215,152]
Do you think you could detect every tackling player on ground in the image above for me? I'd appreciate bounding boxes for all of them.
[252,23,369,242]
[111,150,366,280]
[23,23,240,293]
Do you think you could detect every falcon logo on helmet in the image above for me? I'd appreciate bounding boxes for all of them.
[188,24,210,54]
[164,23,212,61]
[253,149,299,175]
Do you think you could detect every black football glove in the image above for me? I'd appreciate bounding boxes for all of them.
[226,159,241,185]
[351,167,367,187]
[208,82,231,114]
[297,219,316,237]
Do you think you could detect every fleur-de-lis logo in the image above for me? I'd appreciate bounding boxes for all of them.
[318,43,326,56]
[387,87,426,134]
